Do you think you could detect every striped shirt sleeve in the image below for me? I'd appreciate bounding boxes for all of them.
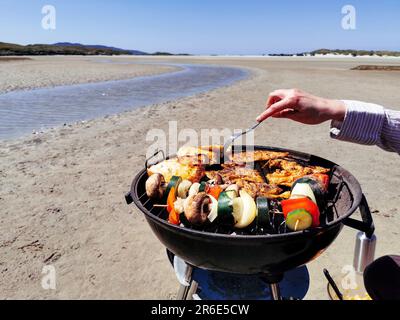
[330,100,400,154]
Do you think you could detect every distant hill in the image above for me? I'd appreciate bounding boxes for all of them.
[0,41,188,56]
[53,42,148,55]
[0,42,134,56]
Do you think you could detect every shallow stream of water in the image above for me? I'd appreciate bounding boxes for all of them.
[0,62,248,140]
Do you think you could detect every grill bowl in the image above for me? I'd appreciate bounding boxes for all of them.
[128,146,363,275]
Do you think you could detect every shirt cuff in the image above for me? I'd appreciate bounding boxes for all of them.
[330,100,386,145]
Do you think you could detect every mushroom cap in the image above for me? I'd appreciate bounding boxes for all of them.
[184,192,211,225]
[145,173,165,199]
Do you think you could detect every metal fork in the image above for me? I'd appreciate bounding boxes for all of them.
[224,122,261,150]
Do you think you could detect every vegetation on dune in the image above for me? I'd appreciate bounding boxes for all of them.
[309,49,400,57]
[0,42,132,56]
[269,49,400,57]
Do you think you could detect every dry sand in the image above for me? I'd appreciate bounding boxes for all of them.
[0,55,399,299]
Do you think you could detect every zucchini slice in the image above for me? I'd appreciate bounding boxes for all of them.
[164,176,182,202]
[199,181,208,193]
[218,191,234,218]
[256,197,270,227]
[286,209,313,231]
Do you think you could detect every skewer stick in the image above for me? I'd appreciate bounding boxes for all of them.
[294,219,300,231]
[153,204,168,208]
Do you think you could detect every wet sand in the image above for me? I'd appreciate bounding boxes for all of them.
[0,56,176,93]
[0,55,399,299]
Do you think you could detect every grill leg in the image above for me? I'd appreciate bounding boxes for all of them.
[177,283,191,300]
[174,255,194,300]
[269,283,282,300]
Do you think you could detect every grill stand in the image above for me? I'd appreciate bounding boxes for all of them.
[269,284,282,300]
[171,254,300,300]
[344,194,377,273]
[174,256,196,300]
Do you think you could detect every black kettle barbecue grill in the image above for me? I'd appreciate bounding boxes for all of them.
[125,146,376,299]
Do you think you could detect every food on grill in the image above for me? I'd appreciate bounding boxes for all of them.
[236,181,286,199]
[232,190,257,229]
[147,158,205,183]
[184,192,213,226]
[207,164,265,184]
[167,187,180,225]
[281,197,320,230]
[144,147,331,232]
[177,145,224,165]
[164,176,182,202]
[265,159,329,187]
[208,185,223,201]
[218,191,237,222]
[188,182,201,197]
[177,180,192,199]
[256,197,270,227]
[230,150,289,163]
[291,176,326,208]
[285,209,313,231]
[225,184,239,197]
[145,173,166,199]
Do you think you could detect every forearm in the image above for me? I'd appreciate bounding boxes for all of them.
[330,100,400,154]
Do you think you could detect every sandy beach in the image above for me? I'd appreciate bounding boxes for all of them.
[0,56,177,93]
[1,55,399,299]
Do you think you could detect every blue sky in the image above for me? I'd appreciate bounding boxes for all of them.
[0,0,399,54]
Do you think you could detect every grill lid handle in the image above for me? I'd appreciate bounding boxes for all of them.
[343,194,375,238]
[145,149,166,169]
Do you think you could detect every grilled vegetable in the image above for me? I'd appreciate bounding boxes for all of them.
[291,182,317,204]
[184,192,211,226]
[256,197,270,227]
[232,190,257,229]
[218,191,234,218]
[286,209,313,231]
[188,182,201,197]
[177,180,192,199]
[145,173,166,199]
[199,181,209,193]
[164,176,182,202]
[309,173,329,192]
[207,195,219,223]
[208,185,222,201]
[225,184,239,198]
[167,187,180,225]
[292,176,327,209]
[173,197,185,214]
[281,197,320,227]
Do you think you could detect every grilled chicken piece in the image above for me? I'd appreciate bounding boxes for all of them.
[147,158,205,183]
[177,145,224,165]
[229,150,289,163]
[236,181,284,199]
[265,159,329,187]
[206,165,265,185]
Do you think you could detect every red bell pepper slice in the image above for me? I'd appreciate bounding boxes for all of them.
[167,187,180,225]
[281,197,320,227]
[207,185,222,200]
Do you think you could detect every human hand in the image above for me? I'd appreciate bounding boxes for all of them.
[256,89,346,125]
